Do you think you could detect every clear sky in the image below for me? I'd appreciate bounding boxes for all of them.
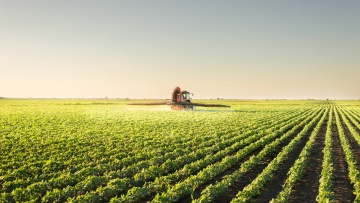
[1,1,359,99]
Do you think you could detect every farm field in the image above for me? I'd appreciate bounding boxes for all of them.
[1,99,360,203]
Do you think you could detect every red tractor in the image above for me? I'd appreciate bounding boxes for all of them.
[128,86,230,110]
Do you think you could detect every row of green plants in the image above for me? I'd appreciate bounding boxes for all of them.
[230,105,328,202]
[0,99,338,202]
[334,107,360,201]
[1,106,258,178]
[192,107,325,202]
[338,107,360,147]
[270,106,329,202]
[71,106,314,203]
[1,102,306,202]
[44,108,302,203]
[316,107,335,202]
[147,107,323,202]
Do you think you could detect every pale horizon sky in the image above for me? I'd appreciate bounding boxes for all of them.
[1,1,359,99]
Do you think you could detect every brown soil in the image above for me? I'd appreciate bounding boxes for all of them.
[250,117,319,203]
[222,125,305,202]
[341,111,360,168]
[177,140,265,203]
[147,109,360,203]
[287,117,327,202]
[144,112,307,203]
[178,121,303,203]
[348,110,360,124]
[332,115,354,203]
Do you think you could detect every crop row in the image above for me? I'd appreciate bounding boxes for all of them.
[270,106,329,202]
[335,107,360,200]
[316,107,334,202]
[1,99,351,203]
[2,107,283,177]
[0,106,297,177]
[0,106,311,202]
[231,105,328,202]
[58,106,317,203]
[145,107,324,202]
[192,106,326,202]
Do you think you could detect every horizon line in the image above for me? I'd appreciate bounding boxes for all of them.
[1,97,359,101]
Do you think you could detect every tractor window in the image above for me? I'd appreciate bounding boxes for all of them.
[184,93,190,100]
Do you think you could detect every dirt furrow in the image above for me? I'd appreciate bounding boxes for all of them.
[216,127,305,203]
[178,125,304,203]
[339,111,360,170]
[348,109,360,125]
[343,109,360,143]
[287,117,327,202]
[249,121,318,203]
[332,115,354,203]
[177,142,264,203]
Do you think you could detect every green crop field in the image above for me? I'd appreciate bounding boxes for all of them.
[1,99,360,202]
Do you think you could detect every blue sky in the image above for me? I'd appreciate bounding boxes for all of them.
[1,1,359,99]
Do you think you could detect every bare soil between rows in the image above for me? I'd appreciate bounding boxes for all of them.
[287,116,327,202]
[341,110,360,168]
[250,115,321,203]
[332,112,354,203]
[146,108,360,203]
[178,118,306,203]
[218,126,305,203]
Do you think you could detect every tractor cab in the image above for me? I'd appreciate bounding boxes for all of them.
[172,86,192,103]
[182,91,191,102]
